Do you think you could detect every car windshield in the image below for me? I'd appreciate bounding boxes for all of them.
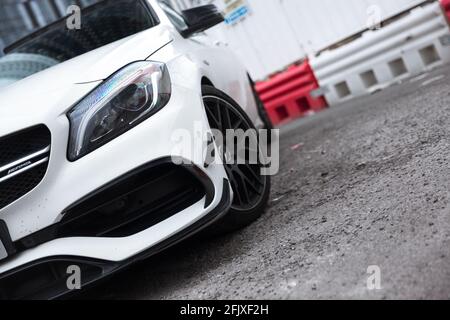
[0,0,158,88]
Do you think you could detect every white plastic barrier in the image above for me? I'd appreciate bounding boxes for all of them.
[310,2,450,105]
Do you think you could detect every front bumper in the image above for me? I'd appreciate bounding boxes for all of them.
[0,82,230,295]
[0,180,231,300]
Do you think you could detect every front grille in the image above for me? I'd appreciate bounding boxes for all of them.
[0,126,51,210]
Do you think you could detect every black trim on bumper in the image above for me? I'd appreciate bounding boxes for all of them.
[15,157,216,250]
[0,221,15,257]
[0,179,231,300]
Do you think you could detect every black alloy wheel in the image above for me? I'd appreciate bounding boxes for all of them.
[202,85,271,233]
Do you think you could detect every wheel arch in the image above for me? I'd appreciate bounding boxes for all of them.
[201,77,215,90]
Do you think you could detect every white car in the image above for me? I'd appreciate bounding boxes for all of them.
[0,0,273,299]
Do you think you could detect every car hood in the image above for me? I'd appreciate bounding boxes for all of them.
[0,25,173,134]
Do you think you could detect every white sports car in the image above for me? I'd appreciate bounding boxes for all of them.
[0,0,273,299]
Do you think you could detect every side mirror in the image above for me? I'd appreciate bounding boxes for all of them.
[181,5,224,37]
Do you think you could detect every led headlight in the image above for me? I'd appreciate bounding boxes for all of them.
[67,61,171,161]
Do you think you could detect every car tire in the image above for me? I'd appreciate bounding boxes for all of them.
[201,85,271,235]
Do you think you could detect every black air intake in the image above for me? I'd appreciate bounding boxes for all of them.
[0,125,51,210]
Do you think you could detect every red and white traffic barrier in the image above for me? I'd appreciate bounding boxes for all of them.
[441,0,450,23]
[255,60,327,126]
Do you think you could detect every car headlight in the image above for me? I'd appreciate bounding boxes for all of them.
[67,61,171,161]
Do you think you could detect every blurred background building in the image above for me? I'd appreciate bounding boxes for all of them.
[170,0,436,79]
[0,0,437,78]
[1,0,449,124]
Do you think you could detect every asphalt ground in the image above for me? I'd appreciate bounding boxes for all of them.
[84,64,450,300]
